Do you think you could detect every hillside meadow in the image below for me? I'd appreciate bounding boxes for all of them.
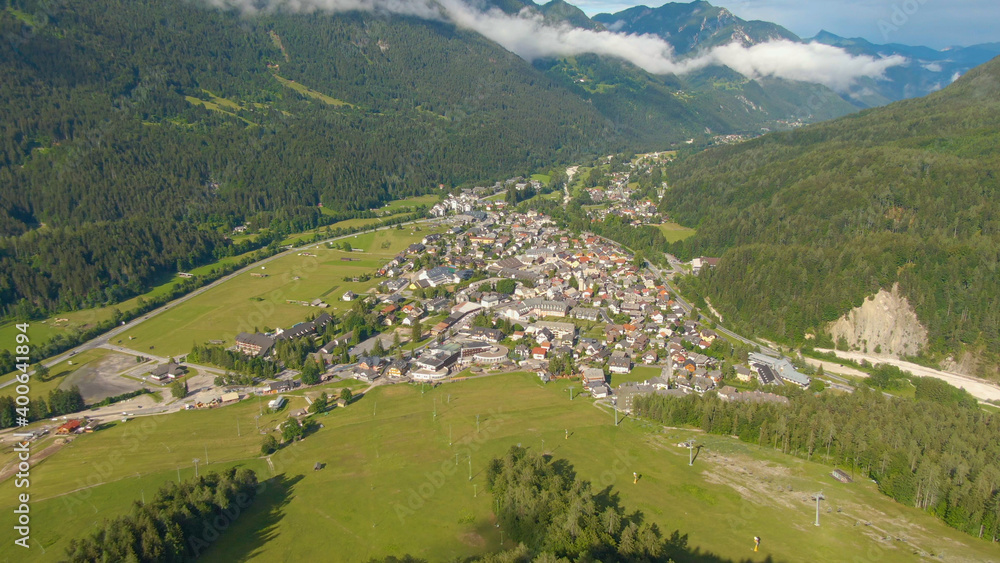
[1,373,996,562]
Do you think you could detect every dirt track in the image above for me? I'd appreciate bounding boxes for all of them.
[816,349,1000,402]
[800,357,870,379]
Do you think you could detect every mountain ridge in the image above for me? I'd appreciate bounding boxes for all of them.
[591,2,1000,107]
[593,1,799,55]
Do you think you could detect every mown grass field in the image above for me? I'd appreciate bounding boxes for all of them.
[282,211,430,245]
[1,373,996,562]
[656,222,697,243]
[377,194,440,213]
[119,225,445,357]
[0,202,439,368]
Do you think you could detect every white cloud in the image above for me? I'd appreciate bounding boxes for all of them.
[199,0,906,91]
[702,40,906,91]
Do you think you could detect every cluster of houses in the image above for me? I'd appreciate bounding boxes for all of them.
[208,168,808,414]
[234,313,334,358]
[428,178,542,218]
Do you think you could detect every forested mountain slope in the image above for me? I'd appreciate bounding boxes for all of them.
[662,56,1000,377]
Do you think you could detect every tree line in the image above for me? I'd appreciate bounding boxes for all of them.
[484,445,690,561]
[187,345,278,380]
[367,445,713,562]
[65,467,259,561]
[0,386,85,429]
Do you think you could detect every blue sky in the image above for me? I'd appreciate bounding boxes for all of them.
[571,0,1000,49]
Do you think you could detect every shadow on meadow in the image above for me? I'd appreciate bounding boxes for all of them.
[203,472,304,562]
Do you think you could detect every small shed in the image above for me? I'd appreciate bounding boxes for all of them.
[831,469,853,483]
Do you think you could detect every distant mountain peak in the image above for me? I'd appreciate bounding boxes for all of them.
[812,29,842,41]
[593,1,798,55]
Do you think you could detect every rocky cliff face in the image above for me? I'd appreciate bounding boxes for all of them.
[828,283,928,357]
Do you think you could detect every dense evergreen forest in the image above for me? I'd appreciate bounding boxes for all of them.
[661,56,1000,375]
[65,467,259,561]
[635,386,1000,541]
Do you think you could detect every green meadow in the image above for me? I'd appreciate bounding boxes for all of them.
[273,74,353,107]
[119,225,446,357]
[0,209,441,368]
[655,222,697,243]
[1,374,995,562]
[378,194,440,214]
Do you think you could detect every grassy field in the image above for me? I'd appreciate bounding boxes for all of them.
[281,217,384,245]
[1,373,996,562]
[185,94,256,125]
[377,194,440,214]
[118,225,445,357]
[656,222,697,243]
[273,74,353,107]
[0,248,262,364]
[609,365,662,387]
[281,212,427,245]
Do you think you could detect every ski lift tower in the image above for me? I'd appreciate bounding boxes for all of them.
[812,491,825,526]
